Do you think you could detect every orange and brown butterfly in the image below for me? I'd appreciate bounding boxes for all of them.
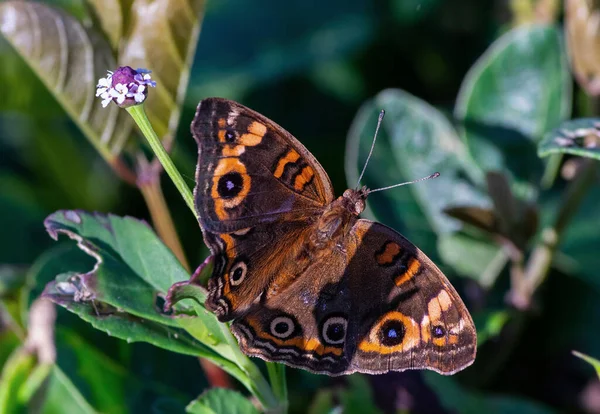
[190,97,476,376]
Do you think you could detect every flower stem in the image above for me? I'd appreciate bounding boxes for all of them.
[126,105,198,220]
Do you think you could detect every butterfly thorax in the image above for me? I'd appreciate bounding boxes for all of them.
[311,187,367,250]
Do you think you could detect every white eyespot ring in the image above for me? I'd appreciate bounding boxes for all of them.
[322,316,347,345]
[229,260,248,286]
[270,316,295,339]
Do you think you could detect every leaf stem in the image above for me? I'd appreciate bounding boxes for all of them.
[126,105,198,220]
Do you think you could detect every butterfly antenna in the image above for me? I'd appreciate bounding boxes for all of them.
[368,172,440,194]
[355,109,385,189]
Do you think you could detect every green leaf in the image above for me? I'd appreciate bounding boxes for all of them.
[424,373,556,414]
[40,210,216,353]
[538,118,600,160]
[47,294,215,359]
[345,88,488,257]
[573,351,600,380]
[40,210,254,388]
[37,366,97,414]
[117,0,205,139]
[43,210,189,323]
[54,327,194,413]
[186,388,260,414]
[0,348,36,413]
[438,233,507,287]
[0,1,133,161]
[455,24,571,176]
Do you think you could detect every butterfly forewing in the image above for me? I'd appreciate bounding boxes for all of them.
[192,98,334,234]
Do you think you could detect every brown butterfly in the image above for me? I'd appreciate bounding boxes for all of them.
[191,98,476,375]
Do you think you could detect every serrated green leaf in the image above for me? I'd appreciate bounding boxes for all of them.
[186,388,260,414]
[538,118,600,160]
[0,1,133,160]
[573,351,600,379]
[43,210,190,326]
[455,24,571,177]
[345,89,488,257]
[40,210,253,389]
[46,297,214,359]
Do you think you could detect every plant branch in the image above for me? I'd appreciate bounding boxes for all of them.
[137,158,190,271]
[520,158,597,307]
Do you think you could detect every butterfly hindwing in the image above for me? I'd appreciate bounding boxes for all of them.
[230,220,476,375]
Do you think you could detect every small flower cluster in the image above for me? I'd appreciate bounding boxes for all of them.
[96,66,156,108]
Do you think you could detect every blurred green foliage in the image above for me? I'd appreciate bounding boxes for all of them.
[1,0,600,413]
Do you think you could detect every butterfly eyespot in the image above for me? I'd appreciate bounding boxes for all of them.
[225,130,236,142]
[432,325,446,338]
[217,172,244,199]
[229,260,248,286]
[379,319,406,346]
[321,316,347,345]
[270,316,296,339]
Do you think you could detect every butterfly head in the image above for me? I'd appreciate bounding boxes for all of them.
[342,186,369,216]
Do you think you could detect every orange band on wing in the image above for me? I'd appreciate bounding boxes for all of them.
[221,145,245,157]
[294,166,314,191]
[239,121,266,146]
[274,149,300,178]
[376,242,401,265]
[394,257,420,286]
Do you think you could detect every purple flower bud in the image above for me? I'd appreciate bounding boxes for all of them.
[96,66,156,108]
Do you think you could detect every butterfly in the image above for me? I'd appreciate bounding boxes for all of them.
[191,98,476,375]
